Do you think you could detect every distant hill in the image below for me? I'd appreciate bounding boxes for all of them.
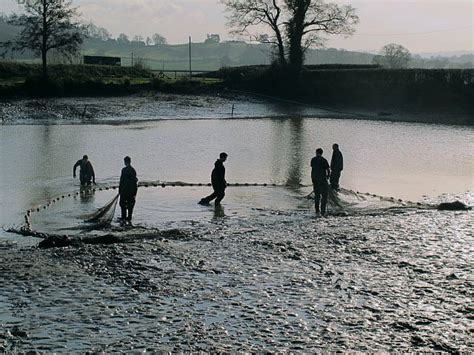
[81,38,378,71]
[1,15,472,70]
[0,16,33,60]
[0,17,17,43]
[418,51,473,58]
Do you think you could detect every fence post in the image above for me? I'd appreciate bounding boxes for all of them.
[189,36,192,78]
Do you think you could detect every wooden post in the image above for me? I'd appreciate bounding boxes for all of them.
[131,52,134,67]
[81,105,88,119]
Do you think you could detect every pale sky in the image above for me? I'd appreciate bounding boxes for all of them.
[1,0,473,53]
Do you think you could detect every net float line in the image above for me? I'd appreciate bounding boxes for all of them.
[21,181,301,231]
[306,187,433,209]
[348,189,427,206]
[21,181,435,233]
[22,182,431,220]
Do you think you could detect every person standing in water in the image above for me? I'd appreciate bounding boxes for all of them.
[199,152,228,206]
[330,143,343,191]
[73,155,95,186]
[311,148,330,216]
[119,156,138,222]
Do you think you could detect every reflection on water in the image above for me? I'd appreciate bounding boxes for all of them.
[79,187,96,204]
[1,117,472,229]
[270,118,306,187]
[213,204,226,219]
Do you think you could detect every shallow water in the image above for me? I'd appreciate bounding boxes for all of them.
[1,115,472,228]
[0,98,473,352]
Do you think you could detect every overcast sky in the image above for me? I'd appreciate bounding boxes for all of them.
[1,0,472,53]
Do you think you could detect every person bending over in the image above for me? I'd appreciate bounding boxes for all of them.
[73,155,95,186]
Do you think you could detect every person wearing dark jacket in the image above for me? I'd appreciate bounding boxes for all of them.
[330,143,343,191]
[119,156,138,221]
[311,148,331,216]
[199,152,228,206]
[73,155,95,186]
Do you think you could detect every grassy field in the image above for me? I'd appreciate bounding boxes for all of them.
[0,61,224,97]
[0,61,152,79]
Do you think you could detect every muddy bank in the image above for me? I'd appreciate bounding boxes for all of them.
[0,205,472,352]
[1,91,472,125]
[1,92,323,123]
[0,93,252,123]
[8,228,195,249]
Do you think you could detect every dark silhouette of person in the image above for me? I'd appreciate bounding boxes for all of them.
[73,155,95,186]
[311,148,330,216]
[330,143,343,191]
[199,152,228,206]
[119,156,138,222]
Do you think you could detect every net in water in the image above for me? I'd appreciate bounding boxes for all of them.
[83,193,119,227]
[15,183,470,241]
[308,187,432,215]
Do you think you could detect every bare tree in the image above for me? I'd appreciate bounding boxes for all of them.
[132,35,145,44]
[205,33,221,44]
[84,22,111,41]
[373,43,411,69]
[117,33,130,44]
[222,0,358,69]
[152,33,167,45]
[285,0,358,70]
[223,0,287,65]
[1,0,84,79]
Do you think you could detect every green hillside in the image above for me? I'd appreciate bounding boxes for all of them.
[81,38,379,71]
[81,39,270,71]
[1,15,471,70]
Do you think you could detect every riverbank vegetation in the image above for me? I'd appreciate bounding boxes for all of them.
[0,61,472,120]
[215,65,474,113]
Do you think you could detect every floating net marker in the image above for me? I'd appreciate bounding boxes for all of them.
[8,180,471,243]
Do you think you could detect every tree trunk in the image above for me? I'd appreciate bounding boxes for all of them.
[41,0,48,81]
[275,30,287,65]
[41,49,48,80]
[288,30,304,70]
[287,0,310,72]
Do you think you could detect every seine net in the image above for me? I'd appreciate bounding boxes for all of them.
[308,187,432,215]
[83,193,119,227]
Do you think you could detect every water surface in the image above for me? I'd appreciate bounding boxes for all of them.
[0,105,473,352]
[1,117,472,229]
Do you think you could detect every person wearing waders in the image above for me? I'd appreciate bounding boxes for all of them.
[199,152,228,206]
[119,156,138,222]
[311,148,331,216]
[330,143,343,191]
[73,155,95,186]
